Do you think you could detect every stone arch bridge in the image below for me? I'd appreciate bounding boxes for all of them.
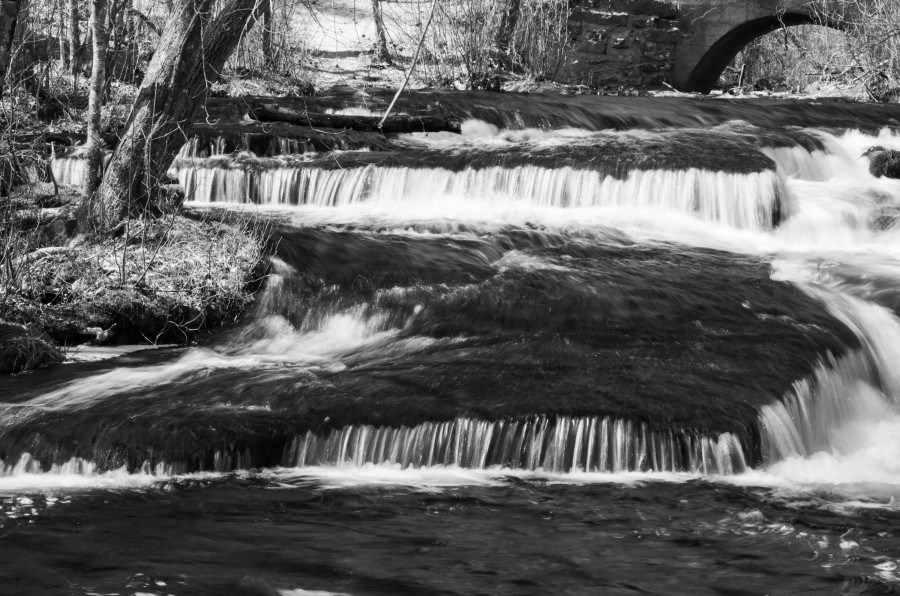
[565,0,854,92]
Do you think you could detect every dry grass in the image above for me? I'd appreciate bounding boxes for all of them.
[0,321,63,374]
[2,213,270,346]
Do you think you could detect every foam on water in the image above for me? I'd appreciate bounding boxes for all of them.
[397,121,592,147]
[837,128,900,161]
[7,314,416,413]
[269,465,694,491]
[279,590,352,596]
[0,454,160,493]
[324,107,380,117]
[5,258,435,413]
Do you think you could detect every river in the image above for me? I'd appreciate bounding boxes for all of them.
[7,94,900,595]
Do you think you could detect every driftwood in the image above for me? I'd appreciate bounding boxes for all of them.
[248,103,462,134]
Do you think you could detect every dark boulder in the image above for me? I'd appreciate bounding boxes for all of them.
[864,146,900,179]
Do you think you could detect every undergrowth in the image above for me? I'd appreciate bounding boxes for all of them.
[1,211,271,348]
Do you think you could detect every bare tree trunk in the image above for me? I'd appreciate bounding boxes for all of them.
[123,0,136,80]
[261,0,273,70]
[14,0,38,94]
[103,0,123,87]
[94,0,268,226]
[67,0,80,77]
[84,0,108,196]
[494,0,520,70]
[0,0,23,99]
[371,0,391,65]
[57,0,67,67]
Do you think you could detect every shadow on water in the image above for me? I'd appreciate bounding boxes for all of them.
[0,476,899,596]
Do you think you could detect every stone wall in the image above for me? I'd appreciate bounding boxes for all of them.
[562,0,683,90]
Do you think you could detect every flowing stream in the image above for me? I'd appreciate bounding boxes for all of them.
[11,99,900,595]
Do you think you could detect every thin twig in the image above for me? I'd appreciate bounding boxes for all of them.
[377,0,437,132]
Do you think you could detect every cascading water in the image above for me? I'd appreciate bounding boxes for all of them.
[174,159,783,230]
[16,99,900,594]
[284,416,745,475]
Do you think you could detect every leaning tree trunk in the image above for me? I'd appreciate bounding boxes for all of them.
[0,0,22,99]
[84,0,108,196]
[94,0,268,226]
[371,0,391,65]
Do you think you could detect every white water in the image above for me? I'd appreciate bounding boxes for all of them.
[175,159,783,231]
[4,259,435,414]
[284,416,745,475]
[25,126,900,507]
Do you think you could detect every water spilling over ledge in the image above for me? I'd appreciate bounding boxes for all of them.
[177,121,396,158]
[175,161,784,230]
[284,416,746,475]
[170,126,796,231]
[0,415,745,477]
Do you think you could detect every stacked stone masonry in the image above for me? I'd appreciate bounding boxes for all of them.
[564,0,682,89]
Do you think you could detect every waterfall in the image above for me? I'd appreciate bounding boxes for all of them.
[759,287,900,468]
[175,161,784,231]
[283,416,747,475]
[0,417,746,477]
[0,452,188,481]
[175,135,354,159]
[759,351,885,462]
[762,134,869,182]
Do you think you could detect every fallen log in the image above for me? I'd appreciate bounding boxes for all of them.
[247,103,462,134]
[10,207,69,228]
[7,130,120,151]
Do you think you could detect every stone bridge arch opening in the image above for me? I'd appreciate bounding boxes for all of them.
[680,12,845,93]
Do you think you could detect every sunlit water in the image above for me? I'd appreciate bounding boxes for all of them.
[12,106,900,595]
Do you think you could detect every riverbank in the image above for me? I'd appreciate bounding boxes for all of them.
[0,188,269,374]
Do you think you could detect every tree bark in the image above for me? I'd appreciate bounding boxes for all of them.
[261,0,273,70]
[57,0,67,67]
[67,0,80,77]
[0,0,22,100]
[371,0,391,65]
[494,0,520,70]
[94,0,268,225]
[84,0,108,196]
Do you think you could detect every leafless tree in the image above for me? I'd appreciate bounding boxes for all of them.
[94,0,269,226]
[0,0,24,99]
[84,0,107,195]
[371,0,391,64]
[815,0,900,100]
